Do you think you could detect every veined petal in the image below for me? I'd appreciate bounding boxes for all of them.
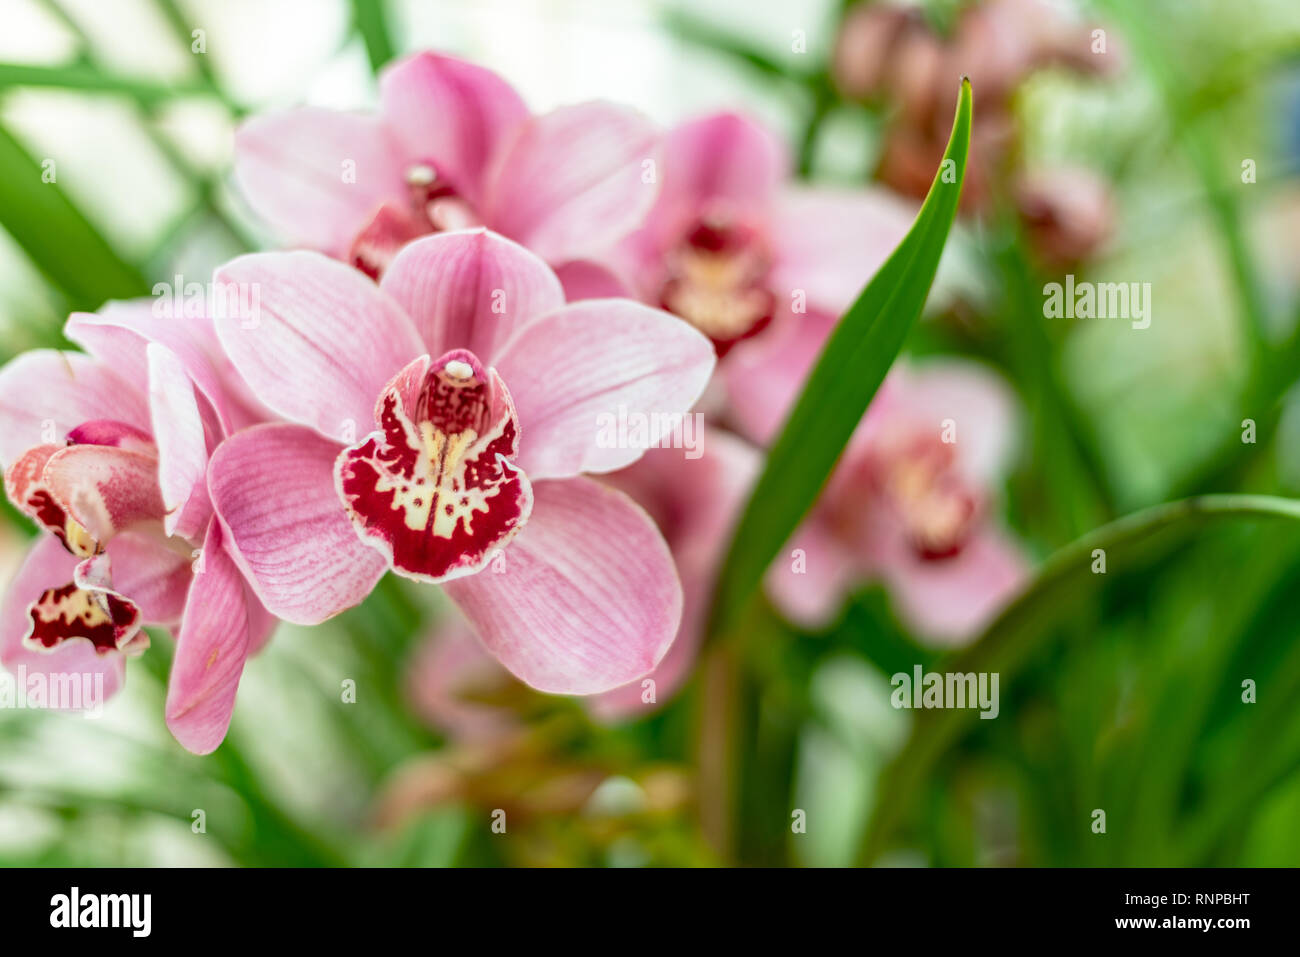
[336,352,533,583]
[148,343,214,541]
[380,230,564,364]
[66,302,245,435]
[213,251,424,441]
[493,299,715,479]
[444,477,681,695]
[165,520,254,754]
[483,102,661,264]
[208,423,389,624]
[0,350,148,466]
[379,52,529,209]
[234,107,408,257]
[0,537,126,707]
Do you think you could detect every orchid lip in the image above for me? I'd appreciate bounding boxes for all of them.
[335,350,534,584]
[23,553,146,657]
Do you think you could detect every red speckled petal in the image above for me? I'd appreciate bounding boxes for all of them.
[336,351,533,583]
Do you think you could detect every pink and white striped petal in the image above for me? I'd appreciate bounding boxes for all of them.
[165,520,255,754]
[444,477,681,695]
[380,230,565,364]
[213,251,424,441]
[493,299,715,479]
[208,423,389,625]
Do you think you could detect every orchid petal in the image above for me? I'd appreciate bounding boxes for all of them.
[165,520,256,754]
[380,230,564,363]
[444,477,681,694]
[483,102,660,263]
[148,343,214,541]
[213,251,423,441]
[0,350,148,465]
[234,107,407,257]
[379,52,529,209]
[493,299,715,479]
[208,423,388,624]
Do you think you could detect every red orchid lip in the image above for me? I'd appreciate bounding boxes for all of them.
[335,349,534,584]
[24,553,146,657]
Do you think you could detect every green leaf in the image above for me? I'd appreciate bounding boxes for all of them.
[351,0,397,74]
[0,124,148,309]
[857,493,1300,864]
[709,78,972,635]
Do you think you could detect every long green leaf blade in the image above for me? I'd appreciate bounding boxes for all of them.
[710,77,973,634]
[0,123,148,309]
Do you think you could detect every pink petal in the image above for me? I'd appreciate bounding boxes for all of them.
[147,343,213,541]
[483,102,660,264]
[768,186,916,316]
[380,229,565,363]
[105,530,193,626]
[722,309,837,445]
[66,302,244,435]
[42,443,165,545]
[379,52,529,209]
[642,112,788,248]
[408,616,519,742]
[444,477,681,694]
[0,537,126,707]
[336,352,533,583]
[234,107,408,258]
[493,299,716,479]
[765,519,861,630]
[212,251,424,441]
[208,423,389,624]
[0,350,148,465]
[877,529,1028,645]
[875,360,1020,486]
[165,520,253,754]
[552,260,631,301]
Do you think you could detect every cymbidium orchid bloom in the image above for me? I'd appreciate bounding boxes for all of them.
[0,303,276,752]
[206,228,715,694]
[765,360,1028,643]
[408,430,761,734]
[234,51,658,291]
[609,111,914,431]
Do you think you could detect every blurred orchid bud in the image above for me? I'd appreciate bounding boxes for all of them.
[1014,166,1115,266]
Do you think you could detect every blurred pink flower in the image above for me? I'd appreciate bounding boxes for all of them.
[207,229,714,694]
[0,303,275,752]
[765,360,1028,643]
[234,51,658,289]
[609,112,914,389]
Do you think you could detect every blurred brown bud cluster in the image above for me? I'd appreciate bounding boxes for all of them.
[834,0,1123,264]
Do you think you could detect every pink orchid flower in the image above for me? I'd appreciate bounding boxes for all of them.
[765,359,1028,643]
[609,111,915,428]
[0,303,276,752]
[234,51,658,291]
[206,228,715,694]
[408,430,761,735]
